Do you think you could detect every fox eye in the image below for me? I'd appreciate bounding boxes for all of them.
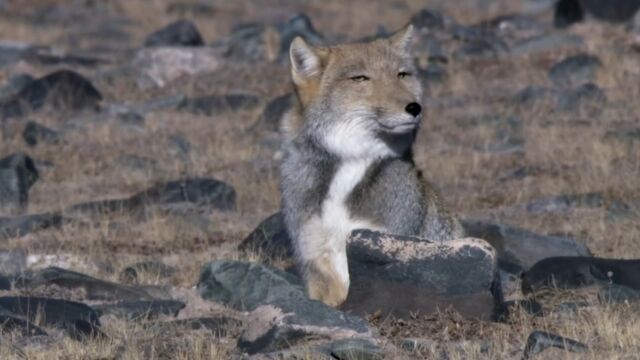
[398,71,411,79]
[349,75,370,82]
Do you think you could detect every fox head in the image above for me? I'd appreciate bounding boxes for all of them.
[287,25,423,160]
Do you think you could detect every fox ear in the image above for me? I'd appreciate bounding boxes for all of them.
[389,24,415,55]
[289,37,321,83]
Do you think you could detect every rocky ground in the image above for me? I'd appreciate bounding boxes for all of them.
[0,0,640,359]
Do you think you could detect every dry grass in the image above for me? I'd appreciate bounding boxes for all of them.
[0,0,640,358]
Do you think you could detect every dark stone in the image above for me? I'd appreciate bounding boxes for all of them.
[22,48,108,68]
[22,121,60,147]
[0,296,101,340]
[330,338,385,360]
[510,33,584,56]
[133,178,236,211]
[213,23,270,62]
[144,19,204,47]
[523,331,587,359]
[65,177,236,218]
[0,314,47,336]
[513,85,556,106]
[344,230,502,321]
[599,284,640,303]
[93,300,185,320]
[0,275,10,290]
[549,54,601,88]
[555,0,585,28]
[177,93,261,116]
[0,70,102,118]
[0,212,63,240]
[278,14,324,60]
[15,267,153,301]
[0,43,31,68]
[119,261,176,284]
[461,220,591,273]
[256,93,292,132]
[556,83,607,112]
[519,192,604,214]
[169,316,242,336]
[198,260,371,354]
[557,0,640,27]
[410,8,450,31]
[522,257,640,294]
[0,153,39,215]
[0,74,34,101]
[604,127,640,141]
[239,212,293,260]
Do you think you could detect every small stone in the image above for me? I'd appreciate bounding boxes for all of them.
[0,153,39,215]
[556,83,606,112]
[15,267,153,301]
[522,257,640,294]
[0,212,63,240]
[255,93,292,132]
[144,19,204,47]
[0,296,101,340]
[1,70,102,118]
[523,331,587,359]
[239,212,293,261]
[462,220,590,273]
[22,121,60,147]
[549,53,601,88]
[510,33,584,56]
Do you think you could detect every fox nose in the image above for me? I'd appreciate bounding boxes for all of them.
[405,102,422,117]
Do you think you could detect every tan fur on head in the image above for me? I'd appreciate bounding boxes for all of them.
[304,256,349,307]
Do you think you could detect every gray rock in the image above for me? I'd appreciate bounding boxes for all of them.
[330,338,385,360]
[556,83,606,112]
[15,267,153,301]
[0,42,31,68]
[134,94,186,114]
[255,93,292,132]
[555,0,640,28]
[604,127,640,141]
[133,47,222,89]
[93,300,185,320]
[22,121,60,147]
[598,284,640,303]
[198,260,372,354]
[65,177,236,218]
[549,53,601,88]
[344,230,501,321]
[522,257,640,294]
[0,70,102,118]
[0,74,34,102]
[0,249,26,275]
[515,192,604,214]
[144,19,204,47]
[0,153,39,215]
[0,314,47,336]
[0,296,102,340]
[410,8,452,31]
[239,212,293,260]
[523,331,587,359]
[0,212,63,241]
[462,220,591,273]
[510,33,584,56]
[277,14,324,61]
[177,93,261,116]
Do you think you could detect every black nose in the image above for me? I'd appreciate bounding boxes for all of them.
[405,102,422,117]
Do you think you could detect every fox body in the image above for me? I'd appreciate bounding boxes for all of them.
[280,25,464,307]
